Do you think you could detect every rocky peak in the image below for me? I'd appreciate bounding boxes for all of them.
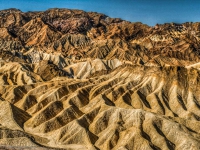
[0,8,199,64]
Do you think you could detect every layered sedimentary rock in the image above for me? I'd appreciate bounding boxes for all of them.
[0,8,200,150]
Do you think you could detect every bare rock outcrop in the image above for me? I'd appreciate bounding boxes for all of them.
[0,8,200,150]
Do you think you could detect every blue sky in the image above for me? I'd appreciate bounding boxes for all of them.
[0,0,200,26]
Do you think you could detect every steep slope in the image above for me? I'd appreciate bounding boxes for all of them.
[1,8,200,63]
[0,8,200,150]
[1,64,200,149]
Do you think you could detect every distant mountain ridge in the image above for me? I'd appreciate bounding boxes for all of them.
[0,8,200,65]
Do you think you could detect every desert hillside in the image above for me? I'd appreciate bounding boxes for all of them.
[0,8,200,150]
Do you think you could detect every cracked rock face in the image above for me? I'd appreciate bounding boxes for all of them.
[0,8,200,150]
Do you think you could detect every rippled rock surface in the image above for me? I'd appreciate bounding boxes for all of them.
[0,8,200,150]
